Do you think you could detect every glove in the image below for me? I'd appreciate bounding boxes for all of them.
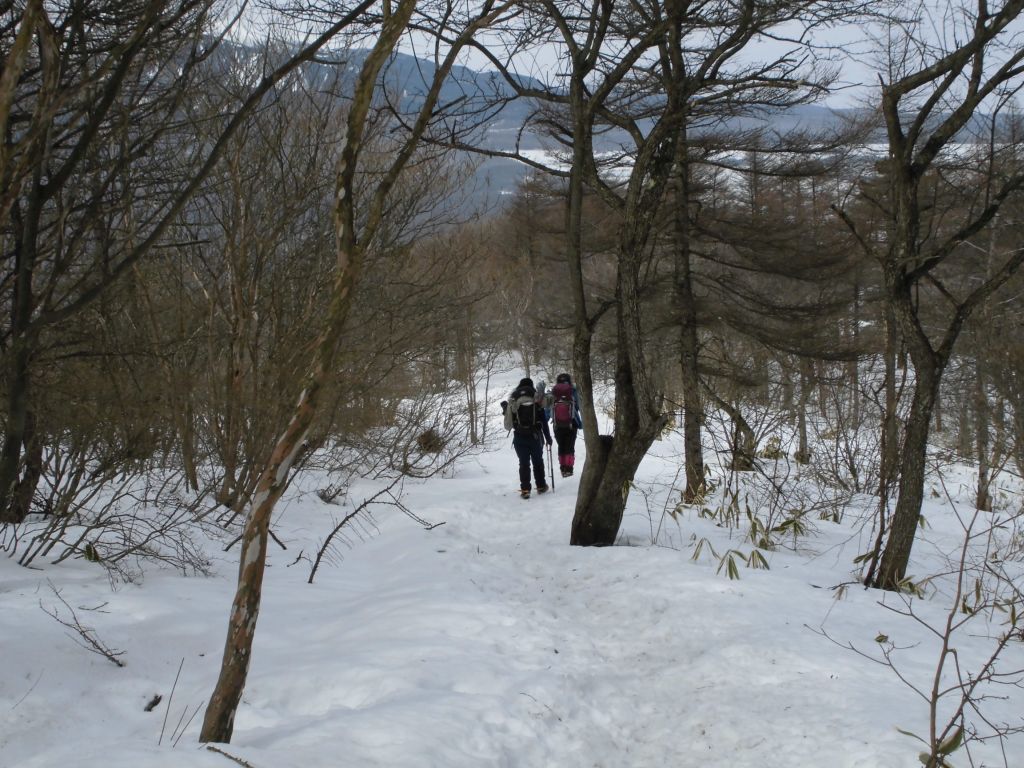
[545,437,553,446]
[500,400,508,413]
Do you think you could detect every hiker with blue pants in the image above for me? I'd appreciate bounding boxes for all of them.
[501,377,552,499]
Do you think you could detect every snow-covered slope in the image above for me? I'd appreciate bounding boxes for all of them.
[1,378,1021,767]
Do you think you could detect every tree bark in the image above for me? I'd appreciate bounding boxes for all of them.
[849,270,861,428]
[707,392,755,472]
[199,2,417,738]
[974,358,992,512]
[571,165,671,543]
[881,304,902,490]
[0,184,41,522]
[673,136,705,503]
[0,338,32,523]
[199,0,512,737]
[571,333,665,545]
[795,358,813,464]
[198,255,361,738]
[873,235,946,589]
[872,357,941,589]
[10,410,42,522]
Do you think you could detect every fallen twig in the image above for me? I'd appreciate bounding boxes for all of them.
[206,744,257,767]
[41,582,125,667]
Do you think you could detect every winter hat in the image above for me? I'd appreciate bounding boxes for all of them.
[556,372,571,384]
[518,377,534,388]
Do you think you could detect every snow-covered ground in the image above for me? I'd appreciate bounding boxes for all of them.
[1,380,1022,767]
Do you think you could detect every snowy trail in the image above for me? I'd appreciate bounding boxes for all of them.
[261,462,914,768]
[2,431,1021,767]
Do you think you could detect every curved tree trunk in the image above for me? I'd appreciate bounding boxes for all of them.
[199,186,361,741]
[871,359,941,590]
[571,251,668,545]
[873,242,946,590]
[199,0,513,738]
[199,4,417,739]
[704,390,755,472]
[571,344,666,545]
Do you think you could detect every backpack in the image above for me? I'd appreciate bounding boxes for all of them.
[551,382,575,428]
[510,387,539,434]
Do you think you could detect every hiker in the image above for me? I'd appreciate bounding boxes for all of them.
[549,372,582,478]
[501,377,552,499]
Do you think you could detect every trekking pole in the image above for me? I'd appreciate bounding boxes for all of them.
[548,442,555,491]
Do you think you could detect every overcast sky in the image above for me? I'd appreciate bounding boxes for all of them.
[240,1,1023,113]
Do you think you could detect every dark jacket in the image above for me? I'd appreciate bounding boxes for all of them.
[504,385,552,443]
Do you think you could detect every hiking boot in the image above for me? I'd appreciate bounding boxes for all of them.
[520,488,531,499]
[536,484,549,494]
[560,467,571,478]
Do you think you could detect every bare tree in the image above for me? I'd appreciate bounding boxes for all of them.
[198,0,518,742]
[835,0,1024,590]
[819,500,1024,768]
[462,0,860,543]
[0,0,384,524]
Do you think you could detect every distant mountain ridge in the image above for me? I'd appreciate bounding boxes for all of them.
[313,48,874,145]
[219,42,1003,201]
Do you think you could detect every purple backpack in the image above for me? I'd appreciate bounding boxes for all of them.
[551,382,575,428]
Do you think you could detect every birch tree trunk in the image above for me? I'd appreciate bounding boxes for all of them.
[199,0,513,739]
[199,3,417,740]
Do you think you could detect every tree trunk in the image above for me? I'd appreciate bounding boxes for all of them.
[881,303,902,492]
[0,8,47,516]
[458,305,480,444]
[200,1,419,738]
[708,393,755,472]
[974,358,992,512]
[680,344,705,501]
[872,361,940,589]
[571,343,665,545]
[817,360,829,420]
[849,273,861,428]
[673,140,705,503]
[201,237,366,745]
[795,358,813,464]
[571,239,667,544]
[10,409,42,521]
[199,355,333,740]
[0,338,32,523]
[956,382,973,460]
[0,187,41,523]
[179,399,200,492]
[862,307,902,587]
[564,77,599,456]
[216,344,245,508]
[216,234,250,507]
